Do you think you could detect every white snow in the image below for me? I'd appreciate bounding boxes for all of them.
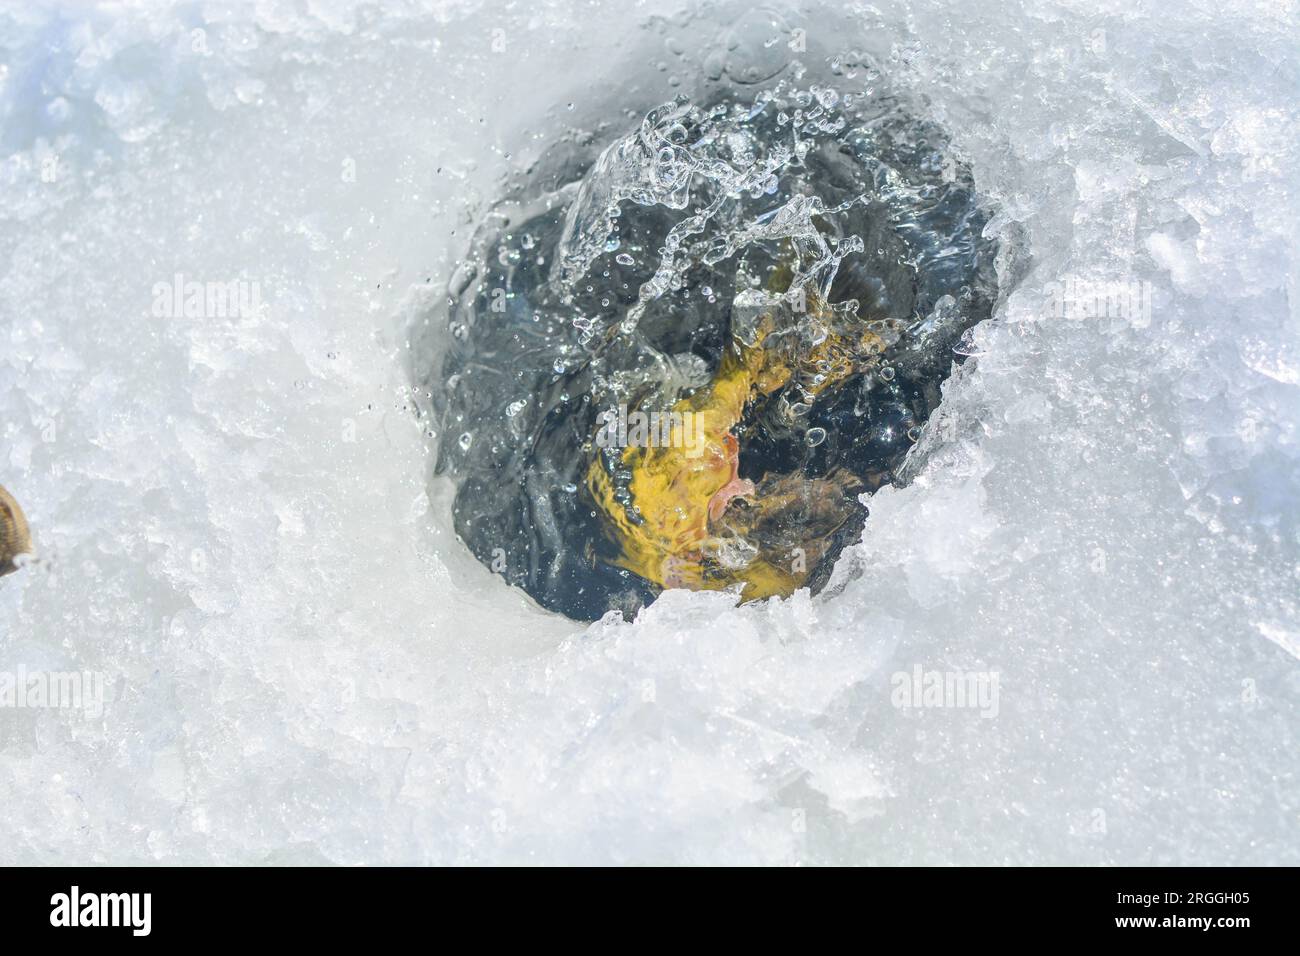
[0,0,1296,864]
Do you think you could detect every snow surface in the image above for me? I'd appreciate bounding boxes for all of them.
[0,0,1296,864]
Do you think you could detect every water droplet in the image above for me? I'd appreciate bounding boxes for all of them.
[458,432,473,451]
[880,366,896,381]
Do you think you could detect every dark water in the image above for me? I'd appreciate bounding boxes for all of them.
[420,76,1002,621]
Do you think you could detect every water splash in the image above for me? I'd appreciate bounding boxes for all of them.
[422,72,1003,620]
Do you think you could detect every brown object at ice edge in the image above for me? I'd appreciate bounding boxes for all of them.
[0,483,32,577]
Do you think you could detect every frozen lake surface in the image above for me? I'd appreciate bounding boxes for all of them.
[0,0,1296,864]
